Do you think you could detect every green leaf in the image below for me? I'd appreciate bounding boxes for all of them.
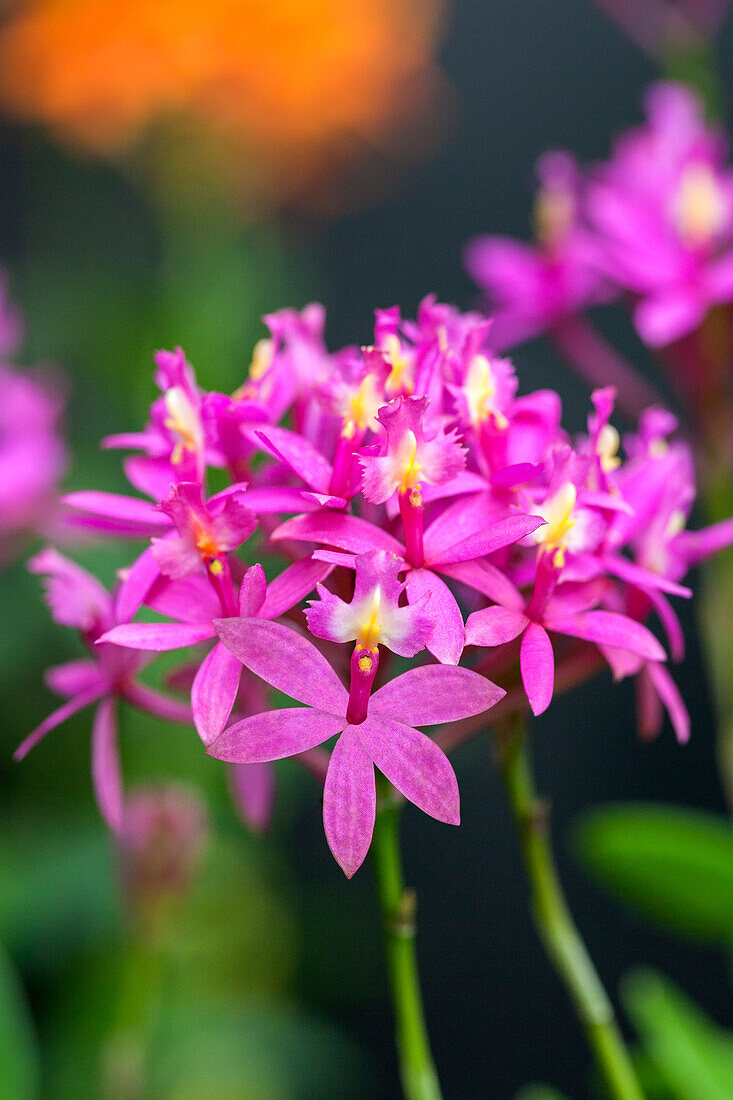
[575,804,733,942]
[0,946,40,1099]
[623,969,733,1100]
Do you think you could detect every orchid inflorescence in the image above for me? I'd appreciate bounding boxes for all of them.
[20,296,733,876]
[466,81,733,443]
[467,81,733,352]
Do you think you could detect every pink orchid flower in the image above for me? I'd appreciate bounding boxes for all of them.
[209,616,504,877]
[16,549,191,831]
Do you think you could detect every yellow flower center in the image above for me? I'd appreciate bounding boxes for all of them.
[193,522,219,559]
[232,338,274,400]
[356,587,382,651]
[535,482,577,565]
[383,334,413,396]
[665,508,686,540]
[672,164,727,247]
[344,371,381,434]
[396,429,421,492]
[533,184,575,250]
[464,354,507,428]
[163,386,202,466]
[597,424,621,472]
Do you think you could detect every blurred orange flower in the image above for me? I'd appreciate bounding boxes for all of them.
[0,0,450,210]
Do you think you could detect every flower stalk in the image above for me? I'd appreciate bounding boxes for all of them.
[496,716,644,1100]
[371,773,442,1100]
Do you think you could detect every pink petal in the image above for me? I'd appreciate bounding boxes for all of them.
[405,569,464,665]
[259,556,333,620]
[545,578,610,616]
[423,493,503,564]
[430,513,545,566]
[356,716,460,825]
[237,486,329,515]
[490,463,542,490]
[706,250,733,298]
[45,659,104,698]
[252,425,333,494]
[520,623,554,716]
[582,490,634,516]
[673,516,733,566]
[323,727,376,878]
[99,621,216,651]
[637,663,663,741]
[647,589,685,663]
[91,697,123,833]
[213,617,348,712]
[465,605,528,647]
[191,641,242,746]
[300,491,348,509]
[29,548,112,632]
[602,555,692,599]
[229,762,276,833]
[438,559,525,611]
[238,564,267,616]
[63,491,170,535]
[123,455,176,500]
[272,512,403,555]
[634,289,706,348]
[544,610,666,662]
[370,665,505,727]
[208,707,345,762]
[420,470,488,503]
[122,682,193,724]
[151,535,200,582]
[14,684,104,760]
[646,662,690,744]
[145,573,220,623]
[115,546,162,623]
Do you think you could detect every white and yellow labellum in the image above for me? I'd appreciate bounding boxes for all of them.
[533,184,575,250]
[232,339,274,400]
[383,334,414,396]
[597,423,621,472]
[464,354,508,429]
[344,372,381,436]
[164,386,203,466]
[672,164,727,247]
[532,482,578,565]
[395,429,422,492]
[248,338,274,382]
[665,508,686,541]
[355,586,383,652]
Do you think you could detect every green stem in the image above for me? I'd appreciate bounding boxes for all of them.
[497,718,644,1100]
[371,775,442,1100]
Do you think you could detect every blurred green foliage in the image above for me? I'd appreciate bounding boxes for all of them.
[623,969,733,1100]
[575,803,733,943]
[0,945,40,1100]
[517,969,733,1100]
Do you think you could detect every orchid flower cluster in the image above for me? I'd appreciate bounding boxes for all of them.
[21,298,733,877]
[0,271,66,561]
[466,81,733,439]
